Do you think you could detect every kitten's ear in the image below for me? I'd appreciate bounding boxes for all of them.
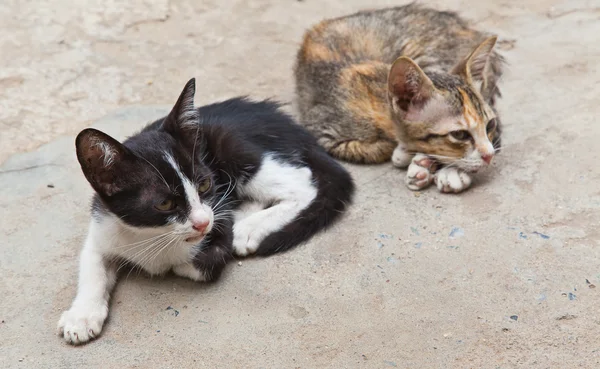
[388,57,436,114]
[163,78,199,135]
[76,128,135,196]
[452,36,497,84]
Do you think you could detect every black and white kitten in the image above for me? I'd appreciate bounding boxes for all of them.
[58,79,354,345]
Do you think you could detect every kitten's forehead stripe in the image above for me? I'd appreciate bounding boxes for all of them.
[164,153,200,206]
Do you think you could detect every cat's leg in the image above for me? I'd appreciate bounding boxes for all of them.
[57,220,117,345]
[233,157,317,256]
[405,153,436,191]
[434,167,472,193]
[391,143,413,168]
[233,201,264,223]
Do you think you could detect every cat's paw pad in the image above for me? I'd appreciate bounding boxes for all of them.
[57,303,108,345]
[434,167,472,193]
[391,145,413,168]
[232,221,261,256]
[405,154,435,191]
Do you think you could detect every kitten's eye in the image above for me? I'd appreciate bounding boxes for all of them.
[486,118,497,132]
[197,178,211,193]
[155,199,175,211]
[449,130,471,141]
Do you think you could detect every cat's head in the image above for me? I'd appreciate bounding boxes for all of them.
[388,37,501,172]
[76,79,221,243]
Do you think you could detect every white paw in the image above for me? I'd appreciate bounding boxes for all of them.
[232,219,263,256]
[405,154,435,191]
[173,263,207,282]
[434,167,472,193]
[391,144,413,168]
[57,302,108,345]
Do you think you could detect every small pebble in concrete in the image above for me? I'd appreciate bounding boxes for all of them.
[532,231,550,239]
[166,306,179,316]
[510,315,518,321]
[449,227,464,238]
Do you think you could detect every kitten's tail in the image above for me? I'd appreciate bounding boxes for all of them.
[255,150,355,256]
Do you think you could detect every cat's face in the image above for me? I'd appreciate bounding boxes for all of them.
[77,79,220,243]
[388,37,500,173]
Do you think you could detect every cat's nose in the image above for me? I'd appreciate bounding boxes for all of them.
[192,220,209,233]
[481,154,494,165]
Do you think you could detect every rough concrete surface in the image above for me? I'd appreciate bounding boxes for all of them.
[1,0,599,368]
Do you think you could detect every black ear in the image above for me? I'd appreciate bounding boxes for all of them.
[388,57,436,113]
[75,128,135,196]
[163,78,199,135]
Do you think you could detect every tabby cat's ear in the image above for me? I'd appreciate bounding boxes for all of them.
[76,128,136,197]
[163,78,200,135]
[388,57,436,114]
[452,36,497,85]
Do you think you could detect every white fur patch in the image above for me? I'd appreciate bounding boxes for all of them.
[391,144,413,168]
[173,263,207,281]
[94,141,116,167]
[164,154,214,236]
[178,93,199,128]
[232,155,317,256]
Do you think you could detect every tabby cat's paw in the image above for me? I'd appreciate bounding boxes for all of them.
[391,145,413,168]
[405,154,435,191]
[57,302,108,345]
[434,167,472,193]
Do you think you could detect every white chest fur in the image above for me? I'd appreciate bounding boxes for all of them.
[92,216,196,275]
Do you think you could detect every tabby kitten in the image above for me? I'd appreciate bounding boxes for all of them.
[58,79,354,345]
[295,4,505,193]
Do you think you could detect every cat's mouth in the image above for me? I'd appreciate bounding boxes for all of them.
[185,235,205,243]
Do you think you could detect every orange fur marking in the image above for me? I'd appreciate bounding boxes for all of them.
[341,63,396,140]
[458,89,482,129]
[302,35,339,62]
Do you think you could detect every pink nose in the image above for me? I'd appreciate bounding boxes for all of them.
[192,220,209,233]
[482,154,494,165]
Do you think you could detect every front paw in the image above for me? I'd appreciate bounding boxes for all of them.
[391,144,413,168]
[405,154,435,191]
[434,167,472,193]
[57,302,108,345]
[232,220,261,257]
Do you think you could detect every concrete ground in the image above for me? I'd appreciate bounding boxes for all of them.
[1,0,599,367]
